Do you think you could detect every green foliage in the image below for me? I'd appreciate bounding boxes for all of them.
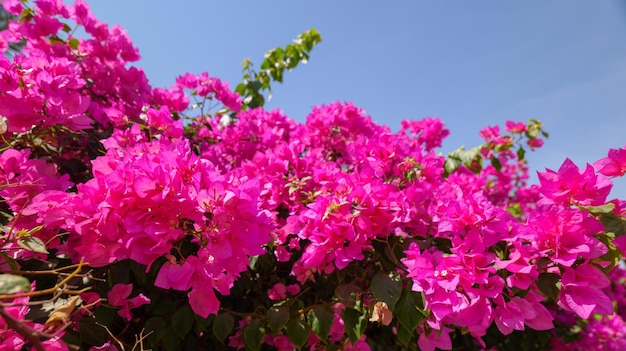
[452,324,554,351]
[342,307,368,343]
[235,28,322,109]
[600,211,626,236]
[444,117,548,178]
[595,232,622,272]
[393,288,426,336]
[581,203,616,215]
[2,6,623,349]
[526,118,549,139]
[307,305,334,341]
[444,145,482,175]
[268,306,290,334]
[0,274,30,294]
[371,272,402,311]
[286,316,311,349]
[243,319,264,351]
[17,236,48,254]
[172,306,195,338]
[213,313,235,343]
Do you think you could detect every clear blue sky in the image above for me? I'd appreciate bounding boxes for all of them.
[86,1,626,198]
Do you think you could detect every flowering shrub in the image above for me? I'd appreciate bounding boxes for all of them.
[1,1,626,350]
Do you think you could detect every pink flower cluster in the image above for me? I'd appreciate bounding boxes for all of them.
[0,285,69,351]
[1,0,626,349]
[401,154,617,344]
[0,0,152,130]
[29,136,272,317]
[0,148,73,259]
[551,265,626,350]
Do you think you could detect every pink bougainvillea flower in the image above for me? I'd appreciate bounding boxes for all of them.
[400,117,450,151]
[521,206,605,266]
[107,284,150,321]
[494,294,553,335]
[505,120,527,133]
[268,283,288,301]
[0,283,69,350]
[526,137,544,150]
[188,283,220,318]
[538,158,612,206]
[593,144,626,177]
[418,326,452,351]
[2,0,626,347]
[88,341,119,351]
[154,258,195,291]
[267,283,301,301]
[557,265,613,319]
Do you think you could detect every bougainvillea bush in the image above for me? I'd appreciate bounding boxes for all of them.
[1,1,626,350]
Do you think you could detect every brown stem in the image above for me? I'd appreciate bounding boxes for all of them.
[0,304,46,351]
[0,259,88,300]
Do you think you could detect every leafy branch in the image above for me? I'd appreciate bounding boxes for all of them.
[235,28,322,109]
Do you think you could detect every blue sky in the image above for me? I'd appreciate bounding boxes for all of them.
[86,1,626,198]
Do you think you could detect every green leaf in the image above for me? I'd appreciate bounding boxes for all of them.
[172,306,194,339]
[506,202,522,218]
[23,224,44,236]
[444,157,462,175]
[371,272,401,311]
[594,233,622,272]
[247,80,262,92]
[0,274,30,294]
[143,317,167,345]
[235,82,246,95]
[527,128,540,139]
[537,272,561,301]
[194,314,214,336]
[248,94,264,109]
[517,146,526,161]
[397,325,415,347]
[490,156,502,171]
[49,35,65,46]
[342,307,367,343]
[237,28,321,110]
[600,212,626,236]
[68,38,79,50]
[268,305,290,333]
[445,145,483,175]
[394,289,424,331]
[307,305,334,341]
[213,313,235,343]
[163,327,181,351]
[17,236,48,254]
[457,145,482,165]
[243,319,264,351]
[580,203,616,215]
[286,316,311,349]
[335,284,360,307]
[0,252,19,271]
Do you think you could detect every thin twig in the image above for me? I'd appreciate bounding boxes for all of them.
[96,322,126,351]
[0,262,89,276]
[132,328,153,351]
[0,259,88,300]
[0,304,46,351]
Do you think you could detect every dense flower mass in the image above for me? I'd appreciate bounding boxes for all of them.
[1,1,625,350]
